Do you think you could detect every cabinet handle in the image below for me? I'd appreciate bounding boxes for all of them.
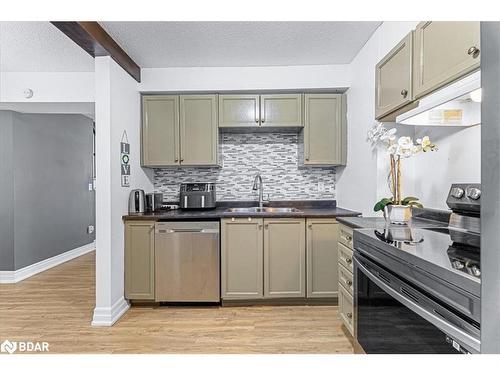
[180,158,184,162]
[467,46,480,58]
[346,280,353,286]
[346,258,352,264]
[400,89,408,98]
[174,158,179,162]
[346,235,352,241]
[258,224,263,229]
[308,224,312,228]
[305,157,309,161]
[347,312,353,319]
[264,224,269,229]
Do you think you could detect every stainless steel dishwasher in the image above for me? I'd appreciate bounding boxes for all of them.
[154,221,220,302]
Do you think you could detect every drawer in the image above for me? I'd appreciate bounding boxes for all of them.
[338,242,354,272]
[339,224,354,249]
[338,263,353,296]
[339,284,354,336]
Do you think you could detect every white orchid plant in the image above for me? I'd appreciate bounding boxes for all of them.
[367,123,438,213]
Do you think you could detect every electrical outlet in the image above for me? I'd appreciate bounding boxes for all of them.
[88,183,93,191]
[318,182,325,192]
[87,225,95,234]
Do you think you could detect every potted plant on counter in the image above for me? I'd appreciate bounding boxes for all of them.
[368,123,438,224]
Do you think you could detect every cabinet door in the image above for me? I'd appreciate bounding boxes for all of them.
[375,32,413,119]
[303,94,346,166]
[260,94,303,128]
[413,21,480,99]
[263,218,306,298]
[339,284,354,336]
[306,219,339,298]
[218,95,260,128]
[142,95,179,166]
[221,218,264,300]
[179,94,218,166]
[125,221,155,300]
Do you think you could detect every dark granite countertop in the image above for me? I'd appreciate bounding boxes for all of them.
[336,207,450,229]
[123,200,361,221]
[336,216,449,230]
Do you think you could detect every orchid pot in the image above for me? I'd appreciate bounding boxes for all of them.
[368,123,438,224]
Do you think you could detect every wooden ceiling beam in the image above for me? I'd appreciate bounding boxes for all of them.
[51,21,141,82]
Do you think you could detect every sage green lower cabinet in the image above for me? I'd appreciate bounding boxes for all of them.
[221,218,264,300]
[263,218,306,298]
[302,94,347,166]
[179,94,218,166]
[124,221,155,300]
[306,219,339,298]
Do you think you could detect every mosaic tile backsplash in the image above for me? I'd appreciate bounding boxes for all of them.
[154,132,336,201]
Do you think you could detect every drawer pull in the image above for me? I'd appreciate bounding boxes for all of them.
[346,258,352,264]
[346,280,353,286]
[346,312,353,319]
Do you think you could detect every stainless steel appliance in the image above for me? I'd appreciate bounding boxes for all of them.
[146,193,163,212]
[179,183,216,209]
[128,189,146,213]
[353,184,481,354]
[154,221,220,302]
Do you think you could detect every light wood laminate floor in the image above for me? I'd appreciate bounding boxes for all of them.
[0,252,353,354]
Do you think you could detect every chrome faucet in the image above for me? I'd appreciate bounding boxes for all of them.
[252,173,268,209]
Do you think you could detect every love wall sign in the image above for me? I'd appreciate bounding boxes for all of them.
[121,131,130,187]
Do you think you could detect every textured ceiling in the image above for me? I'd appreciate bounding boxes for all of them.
[100,21,381,68]
[0,22,94,72]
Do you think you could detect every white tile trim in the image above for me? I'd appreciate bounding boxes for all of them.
[0,242,95,284]
[91,297,130,327]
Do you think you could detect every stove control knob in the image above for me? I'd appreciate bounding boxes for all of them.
[451,187,465,198]
[466,187,481,200]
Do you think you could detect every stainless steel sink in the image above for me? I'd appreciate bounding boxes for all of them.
[225,207,302,213]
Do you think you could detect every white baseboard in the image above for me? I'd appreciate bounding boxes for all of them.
[91,297,130,327]
[0,241,95,284]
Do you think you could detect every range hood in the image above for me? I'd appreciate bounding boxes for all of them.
[396,71,481,127]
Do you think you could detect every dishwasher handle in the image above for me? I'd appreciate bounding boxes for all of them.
[156,228,219,234]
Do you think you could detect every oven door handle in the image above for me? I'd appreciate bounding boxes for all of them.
[355,257,480,353]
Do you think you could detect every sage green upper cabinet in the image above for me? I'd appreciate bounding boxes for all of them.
[413,21,480,99]
[302,93,346,166]
[179,94,218,166]
[375,32,413,120]
[218,94,260,128]
[221,218,264,300]
[306,219,339,298]
[142,95,179,167]
[142,94,218,167]
[260,94,303,128]
[263,218,306,298]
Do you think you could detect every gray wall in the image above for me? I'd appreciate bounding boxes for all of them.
[480,22,500,354]
[0,111,95,271]
[0,112,15,270]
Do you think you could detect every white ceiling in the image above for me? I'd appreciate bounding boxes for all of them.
[0,22,94,72]
[100,21,381,68]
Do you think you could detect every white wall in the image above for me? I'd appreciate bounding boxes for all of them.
[413,125,481,210]
[0,72,94,102]
[92,56,153,326]
[139,64,350,92]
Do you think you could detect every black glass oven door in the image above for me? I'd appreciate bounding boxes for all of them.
[354,254,478,354]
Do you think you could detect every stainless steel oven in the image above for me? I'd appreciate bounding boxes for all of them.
[354,250,480,354]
